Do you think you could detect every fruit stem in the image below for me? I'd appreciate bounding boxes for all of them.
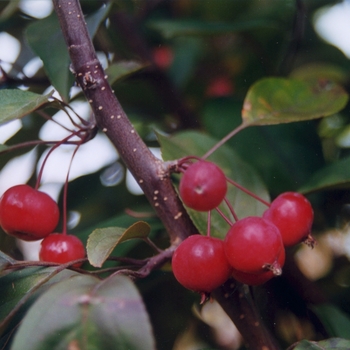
[215,207,233,226]
[226,177,271,207]
[202,123,247,159]
[206,210,211,237]
[224,197,239,222]
[61,142,82,235]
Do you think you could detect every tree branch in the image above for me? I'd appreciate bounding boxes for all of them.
[53,0,196,244]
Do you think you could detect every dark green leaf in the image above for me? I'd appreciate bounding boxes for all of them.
[87,221,151,267]
[311,304,350,339]
[105,61,147,86]
[158,131,269,238]
[0,90,52,125]
[242,78,348,126]
[148,19,277,38]
[0,267,77,335]
[25,4,111,101]
[11,274,156,350]
[298,156,350,193]
[293,338,350,349]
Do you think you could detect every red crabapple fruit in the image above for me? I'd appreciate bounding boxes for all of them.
[172,235,232,293]
[179,160,227,212]
[263,192,314,247]
[224,216,284,274]
[39,233,85,267]
[0,184,59,241]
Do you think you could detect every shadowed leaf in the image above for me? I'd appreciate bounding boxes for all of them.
[11,274,156,350]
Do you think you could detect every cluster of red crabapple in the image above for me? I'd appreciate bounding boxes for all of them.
[0,184,85,266]
[172,159,314,299]
[0,105,93,267]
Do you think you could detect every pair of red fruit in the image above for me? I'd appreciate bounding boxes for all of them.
[172,160,314,294]
[0,184,85,266]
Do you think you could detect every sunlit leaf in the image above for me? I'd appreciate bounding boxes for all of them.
[293,338,350,349]
[158,131,269,238]
[11,274,156,350]
[148,19,277,38]
[25,4,111,101]
[311,304,350,339]
[87,221,151,267]
[242,78,348,126]
[0,90,52,125]
[298,156,350,194]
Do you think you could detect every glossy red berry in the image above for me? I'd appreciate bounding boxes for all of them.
[224,216,284,274]
[231,248,285,286]
[39,233,85,267]
[179,160,227,212]
[0,184,59,241]
[263,192,314,247]
[172,235,232,293]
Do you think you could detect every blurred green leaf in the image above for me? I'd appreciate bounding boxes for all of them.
[106,61,147,86]
[201,98,325,195]
[290,63,348,84]
[87,221,151,267]
[298,156,350,193]
[293,338,350,349]
[0,89,52,125]
[311,304,350,339]
[11,274,156,350]
[158,131,269,238]
[25,4,111,101]
[242,78,348,126]
[148,19,277,38]
[0,267,77,335]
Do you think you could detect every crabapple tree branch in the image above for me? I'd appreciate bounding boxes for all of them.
[53,1,280,349]
[53,0,196,244]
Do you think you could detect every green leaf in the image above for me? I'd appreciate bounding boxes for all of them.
[25,4,111,101]
[0,267,77,335]
[0,89,52,125]
[106,61,146,86]
[290,63,348,85]
[293,338,350,349]
[11,274,156,350]
[242,78,348,126]
[158,131,269,238]
[311,304,350,339]
[148,19,277,38]
[298,156,350,193]
[87,221,151,267]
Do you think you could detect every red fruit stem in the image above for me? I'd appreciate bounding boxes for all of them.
[37,109,75,133]
[61,142,82,235]
[202,123,248,159]
[224,197,239,222]
[206,210,211,237]
[35,129,81,190]
[226,177,271,207]
[215,206,234,226]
